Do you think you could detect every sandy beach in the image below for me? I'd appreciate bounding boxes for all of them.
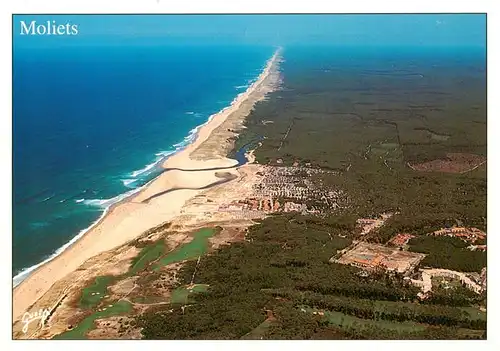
[13,49,281,323]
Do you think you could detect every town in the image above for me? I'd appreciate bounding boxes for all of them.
[332,220,487,300]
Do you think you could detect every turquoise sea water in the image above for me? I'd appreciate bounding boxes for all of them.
[13,41,275,283]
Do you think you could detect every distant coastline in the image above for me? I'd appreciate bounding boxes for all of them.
[13,48,282,322]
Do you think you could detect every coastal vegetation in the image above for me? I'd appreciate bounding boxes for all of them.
[153,227,219,270]
[52,228,221,339]
[407,235,486,273]
[80,276,115,309]
[135,49,486,340]
[234,49,486,230]
[55,301,133,340]
[129,240,166,275]
[170,284,210,305]
[136,216,485,339]
[45,48,486,340]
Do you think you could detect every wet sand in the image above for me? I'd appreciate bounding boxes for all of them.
[13,49,281,322]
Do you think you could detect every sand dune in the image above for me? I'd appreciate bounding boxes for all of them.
[12,49,281,322]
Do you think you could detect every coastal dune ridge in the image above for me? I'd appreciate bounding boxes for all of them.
[13,48,282,322]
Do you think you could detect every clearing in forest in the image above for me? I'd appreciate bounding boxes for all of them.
[408,153,486,173]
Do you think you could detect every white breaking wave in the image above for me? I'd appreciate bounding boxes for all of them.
[40,194,55,203]
[129,149,177,179]
[14,50,277,287]
[121,178,137,187]
[83,186,144,209]
[13,204,111,288]
[130,162,156,178]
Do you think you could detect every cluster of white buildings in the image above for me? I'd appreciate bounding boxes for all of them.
[252,165,346,212]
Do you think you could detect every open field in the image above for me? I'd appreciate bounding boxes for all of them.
[408,153,486,173]
[303,306,427,333]
[300,306,484,339]
[170,284,209,305]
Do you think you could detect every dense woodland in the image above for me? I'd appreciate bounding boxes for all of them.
[407,235,486,273]
[137,215,485,339]
[234,47,486,235]
[137,47,486,339]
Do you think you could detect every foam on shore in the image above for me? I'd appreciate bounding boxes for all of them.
[13,205,110,287]
[13,48,281,324]
[12,49,281,288]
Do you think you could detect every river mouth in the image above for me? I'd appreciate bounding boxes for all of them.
[139,138,262,203]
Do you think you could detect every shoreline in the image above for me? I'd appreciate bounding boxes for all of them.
[12,51,279,287]
[13,48,281,322]
[13,125,200,287]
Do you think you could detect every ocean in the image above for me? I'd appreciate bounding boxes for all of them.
[13,41,275,284]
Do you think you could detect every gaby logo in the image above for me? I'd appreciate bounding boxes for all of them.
[21,308,50,334]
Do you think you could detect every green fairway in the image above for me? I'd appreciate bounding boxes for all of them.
[190,284,209,293]
[153,228,217,270]
[128,239,166,275]
[241,319,274,340]
[54,300,133,340]
[130,45,487,340]
[79,276,115,309]
[302,306,427,333]
[130,296,168,304]
[170,284,209,304]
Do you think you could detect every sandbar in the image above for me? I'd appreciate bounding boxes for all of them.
[13,48,281,322]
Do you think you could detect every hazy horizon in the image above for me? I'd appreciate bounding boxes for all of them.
[13,14,486,49]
